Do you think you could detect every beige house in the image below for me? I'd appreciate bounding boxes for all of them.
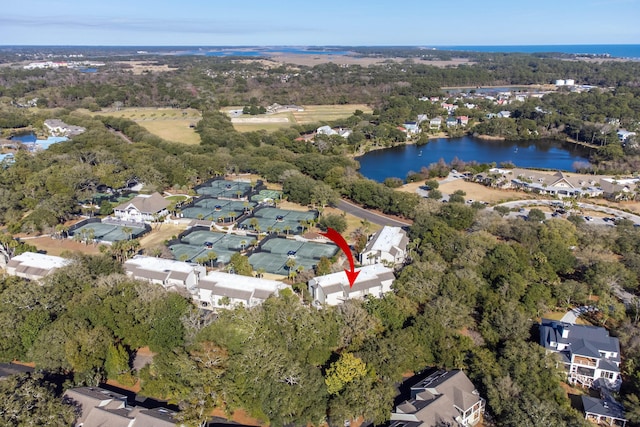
[5,252,72,281]
[113,193,170,223]
[390,370,485,427]
[63,386,181,427]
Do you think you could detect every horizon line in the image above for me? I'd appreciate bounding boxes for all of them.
[1,43,638,48]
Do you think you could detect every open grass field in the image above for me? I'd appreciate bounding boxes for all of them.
[139,223,187,251]
[222,104,372,133]
[83,107,202,145]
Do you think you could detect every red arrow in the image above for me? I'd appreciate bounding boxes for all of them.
[320,227,360,288]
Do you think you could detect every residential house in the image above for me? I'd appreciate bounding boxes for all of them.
[360,226,409,266]
[390,369,485,427]
[63,386,128,426]
[416,114,428,124]
[63,386,182,427]
[429,117,442,129]
[194,271,289,310]
[123,255,205,292]
[617,130,636,143]
[43,119,86,137]
[316,125,351,139]
[5,252,72,281]
[113,193,170,223]
[441,103,458,113]
[539,319,622,390]
[308,263,395,306]
[446,117,458,128]
[497,110,511,118]
[404,121,421,135]
[581,383,627,427]
[457,116,469,126]
[317,125,338,136]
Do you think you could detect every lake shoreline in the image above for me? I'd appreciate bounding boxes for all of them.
[356,135,592,182]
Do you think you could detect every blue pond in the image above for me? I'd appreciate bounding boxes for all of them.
[356,136,592,182]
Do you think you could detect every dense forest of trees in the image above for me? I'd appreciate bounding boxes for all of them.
[0,47,640,426]
[2,201,640,426]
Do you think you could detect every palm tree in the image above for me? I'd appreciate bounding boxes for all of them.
[256,268,266,278]
[207,251,218,268]
[122,226,133,240]
[285,258,297,280]
[86,228,96,245]
[283,225,291,236]
[196,256,208,265]
[240,240,247,252]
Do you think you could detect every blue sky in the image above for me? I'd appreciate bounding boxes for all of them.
[1,0,638,46]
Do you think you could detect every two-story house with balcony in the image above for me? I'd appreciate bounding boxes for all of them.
[539,319,621,390]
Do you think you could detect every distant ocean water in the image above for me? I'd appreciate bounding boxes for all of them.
[435,44,640,58]
[167,45,640,59]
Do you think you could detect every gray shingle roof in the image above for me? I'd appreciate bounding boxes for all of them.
[581,395,626,420]
[114,192,169,215]
[540,319,620,363]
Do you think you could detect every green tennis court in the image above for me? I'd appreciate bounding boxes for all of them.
[248,237,338,275]
[240,207,317,235]
[196,180,252,198]
[182,197,256,221]
[169,230,253,263]
[71,222,146,242]
[251,189,282,202]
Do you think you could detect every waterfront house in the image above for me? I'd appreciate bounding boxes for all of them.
[308,263,395,306]
[404,121,420,135]
[360,226,408,266]
[429,117,442,129]
[44,119,86,137]
[113,193,170,224]
[457,116,469,126]
[539,319,622,391]
[446,117,458,128]
[6,252,72,282]
[390,369,485,427]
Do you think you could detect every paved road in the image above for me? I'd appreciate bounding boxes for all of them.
[336,199,411,228]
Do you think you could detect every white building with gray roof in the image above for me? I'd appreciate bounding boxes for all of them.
[308,263,395,306]
[113,192,170,223]
[195,271,289,310]
[360,226,409,266]
[5,252,72,281]
[124,255,205,291]
[539,319,622,391]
